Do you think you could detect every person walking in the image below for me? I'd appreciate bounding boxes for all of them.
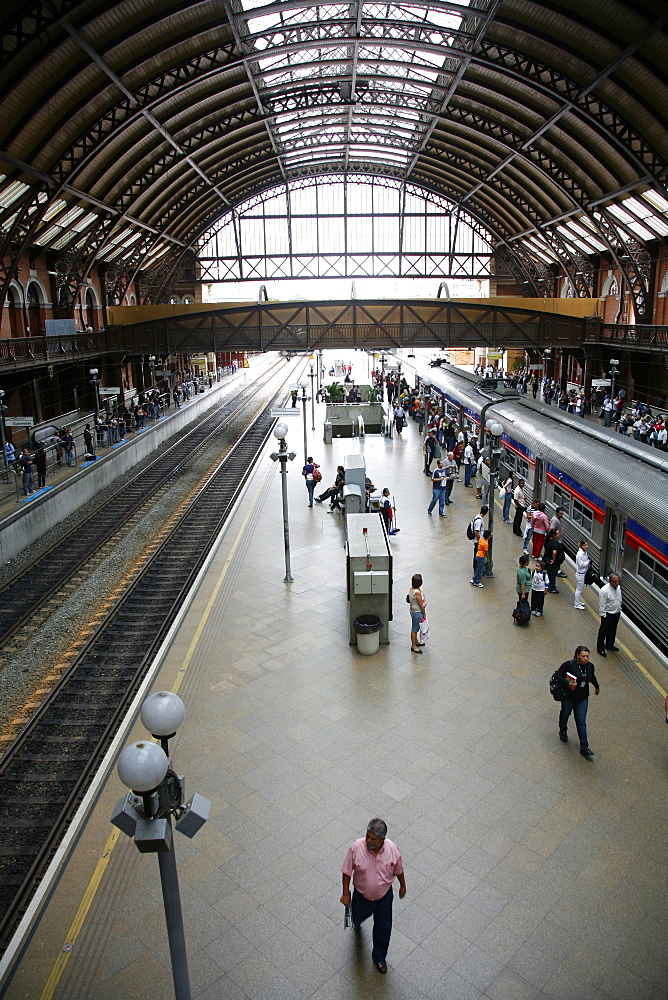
[422,430,439,476]
[408,574,426,653]
[427,460,447,516]
[302,456,320,507]
[555,645,600,757]
[597,574,622,656]
[34,445,47,488]
[512,478,526,536]
[574,539,590,609]
[393,403,405,435]
[341,819,406,975]
[471,529,490,587]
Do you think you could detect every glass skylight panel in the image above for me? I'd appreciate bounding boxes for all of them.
[625,220,655,241]
[0,180,30,208]
[43,199,67,222]
[642,215,668,236]
[607,203,634,224]
[643,189,668,214]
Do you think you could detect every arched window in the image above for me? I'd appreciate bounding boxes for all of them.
[6,283,24,337]
[182,295,195,304]
[601,274,619,298]
[169,295,181,305]
[658,269,668,297]
[85,287,99,329]
[560,278,574,298]
[26,281,45,336]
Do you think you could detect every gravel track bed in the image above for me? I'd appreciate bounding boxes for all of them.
[0,366,288,735]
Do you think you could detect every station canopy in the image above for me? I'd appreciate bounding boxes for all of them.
[1,0,668,305]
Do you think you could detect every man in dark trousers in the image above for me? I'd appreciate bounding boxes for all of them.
[341,819,406,975]
[83,423,95,458]
[597,574,622,656]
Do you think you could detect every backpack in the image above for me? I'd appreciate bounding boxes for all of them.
[512,597,531,626]
[466,520,475,540]
[549,671,563,701]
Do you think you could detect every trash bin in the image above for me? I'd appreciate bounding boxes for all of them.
[352,615,384,656]
[323,420,332,444]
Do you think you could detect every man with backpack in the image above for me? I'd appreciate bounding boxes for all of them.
[468,505,488,571]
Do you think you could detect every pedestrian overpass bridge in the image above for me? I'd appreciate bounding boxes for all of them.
[106,297,601,357]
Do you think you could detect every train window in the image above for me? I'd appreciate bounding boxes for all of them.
[571,498,593,535]
[552,485,571,515]
[517,458,529,481]
[638,551,668,600]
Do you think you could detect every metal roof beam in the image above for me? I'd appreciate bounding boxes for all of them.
[461,10,668,206]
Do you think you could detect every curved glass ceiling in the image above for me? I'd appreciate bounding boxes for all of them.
[236,0,479,174]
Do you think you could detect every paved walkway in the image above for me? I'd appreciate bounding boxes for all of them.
[4,396,668,1000]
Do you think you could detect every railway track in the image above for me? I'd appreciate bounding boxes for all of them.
[0,392,285,956]
[0,358,285,649]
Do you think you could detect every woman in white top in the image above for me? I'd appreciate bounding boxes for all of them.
[574,539,591,610]
[409,574,427,653]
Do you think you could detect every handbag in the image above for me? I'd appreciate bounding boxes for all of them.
[419,617,430,643]
[313,468,322,483]
[584,566,597,586]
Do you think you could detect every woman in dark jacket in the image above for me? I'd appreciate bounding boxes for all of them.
[556,645,600,757]
[543,529,566,593]
[34,446,47,489]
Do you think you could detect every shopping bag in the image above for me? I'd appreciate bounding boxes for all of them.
[419,617,430,643]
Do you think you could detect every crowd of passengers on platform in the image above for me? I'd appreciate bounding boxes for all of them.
[2,372,223,497]
[479,366,668,450]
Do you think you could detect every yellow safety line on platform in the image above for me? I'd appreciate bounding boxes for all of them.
[555,575,666,698]
[38,466,271,1000]
[39,829,121,1000]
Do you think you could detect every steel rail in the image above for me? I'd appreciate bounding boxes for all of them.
[0,384,290,956]
[0,360,284,649]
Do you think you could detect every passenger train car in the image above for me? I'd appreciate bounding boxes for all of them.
[416,365,668,655]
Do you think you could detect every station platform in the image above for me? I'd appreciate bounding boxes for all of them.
[3,394,668,1000]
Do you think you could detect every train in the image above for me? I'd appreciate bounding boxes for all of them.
[415,365,668,655]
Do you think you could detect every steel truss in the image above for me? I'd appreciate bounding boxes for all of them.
[105,298,590,356]
[1,2,667,315]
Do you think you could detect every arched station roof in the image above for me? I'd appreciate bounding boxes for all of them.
[1,0,668,310]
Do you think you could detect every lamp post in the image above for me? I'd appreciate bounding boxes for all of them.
[299,380,309,462]
[609,358,620,402]
[111,691,211,1000]
[0,390,8,482]
[318,350,324,391]
[269,422,296,582]
[308,361,316,430]
[89,368,101,415]
[484,420,504,578]
[148,354,156,387]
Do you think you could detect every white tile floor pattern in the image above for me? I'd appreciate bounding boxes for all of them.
[6,402,668,1000]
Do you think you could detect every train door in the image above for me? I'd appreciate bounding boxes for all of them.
[533,458,545,505]
[603,509,626,579]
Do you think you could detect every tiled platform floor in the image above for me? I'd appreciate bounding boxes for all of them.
[5,392,668,1000]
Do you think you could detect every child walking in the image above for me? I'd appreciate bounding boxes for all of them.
[531,559,549,616]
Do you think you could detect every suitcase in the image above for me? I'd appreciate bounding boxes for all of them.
[513,597,531,626]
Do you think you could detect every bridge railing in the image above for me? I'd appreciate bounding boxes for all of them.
[585,324,668,349]
[0,332,108,367]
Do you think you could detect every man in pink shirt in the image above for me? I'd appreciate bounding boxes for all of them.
[340,818,406,974]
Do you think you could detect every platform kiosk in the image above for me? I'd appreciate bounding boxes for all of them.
[346,513,392,646]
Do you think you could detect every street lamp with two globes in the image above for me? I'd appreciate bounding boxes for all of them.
[112,691,211,1000]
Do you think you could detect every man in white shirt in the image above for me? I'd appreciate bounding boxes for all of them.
[597,574,622,656]
[512,478,526,536]
[463,442,476,487]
